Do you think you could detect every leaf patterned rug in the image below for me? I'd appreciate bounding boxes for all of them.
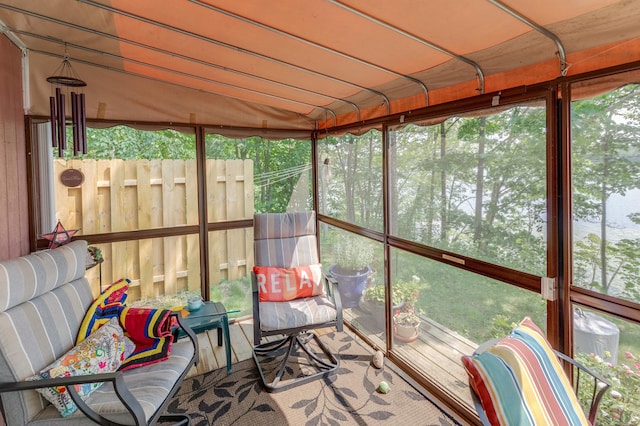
[165,331,459,425]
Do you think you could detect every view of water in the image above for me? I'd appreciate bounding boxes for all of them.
[574,188,640,242]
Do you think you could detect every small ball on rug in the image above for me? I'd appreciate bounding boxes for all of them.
[372,350,384,369]
[377,381,390,394]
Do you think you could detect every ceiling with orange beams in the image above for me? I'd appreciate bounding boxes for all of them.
[1,0,640,134]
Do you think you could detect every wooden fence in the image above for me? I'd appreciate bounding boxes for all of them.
[54,158,254,301]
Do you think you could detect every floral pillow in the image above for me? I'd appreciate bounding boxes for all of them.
[27,317,127,417]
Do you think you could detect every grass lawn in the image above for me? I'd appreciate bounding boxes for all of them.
[415,264,640,364]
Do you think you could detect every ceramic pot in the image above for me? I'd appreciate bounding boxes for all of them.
[393,318,420,343]
[360,298,404,333]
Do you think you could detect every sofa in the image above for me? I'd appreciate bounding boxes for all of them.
[0,240,198,425]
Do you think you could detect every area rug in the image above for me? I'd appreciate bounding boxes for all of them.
[164,331,459,425]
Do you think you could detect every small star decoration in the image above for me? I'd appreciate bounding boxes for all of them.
[41,220,79,249]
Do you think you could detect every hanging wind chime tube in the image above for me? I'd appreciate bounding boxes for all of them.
[80,93,87,154]
[47,52,87,158]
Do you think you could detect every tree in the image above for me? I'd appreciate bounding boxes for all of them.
[572,85,640,298]
[205,135,312,213]
[318,131,383,230]
[82,126,196,160]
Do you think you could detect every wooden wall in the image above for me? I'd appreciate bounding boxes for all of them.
[0,35,29,260]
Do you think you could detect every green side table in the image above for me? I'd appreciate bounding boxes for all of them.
[179,301,232,373]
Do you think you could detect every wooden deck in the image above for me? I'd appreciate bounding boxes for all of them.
[185,319,255,378]
[343,309,477,409]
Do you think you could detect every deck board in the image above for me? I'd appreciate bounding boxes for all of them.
[344,309,476,408]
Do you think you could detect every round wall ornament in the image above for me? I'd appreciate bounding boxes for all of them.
[60,168,85,187]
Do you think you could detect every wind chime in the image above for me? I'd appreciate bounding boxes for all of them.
[47,51,87,158]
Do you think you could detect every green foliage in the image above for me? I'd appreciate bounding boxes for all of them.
[80,126,196,160]
[393,276,422,314]
[87,246,102,262]
[317,131,384,230]
[488,315,516,339]
[209,276,253,318]
[385,105,548,277]
[393,311,421,326]
[206,135,312,213]
[363,277,422,308]
[332,233,375,272]
[571,84,640,300]
[575,351,640,425]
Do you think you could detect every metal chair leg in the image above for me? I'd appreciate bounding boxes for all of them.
[252,331,339,393]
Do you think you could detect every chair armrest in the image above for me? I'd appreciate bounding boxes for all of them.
[553,350,611,425]
[171,311,199,366]
[0,371,146,425]
[251,271,261,345]
[324,273,343,331]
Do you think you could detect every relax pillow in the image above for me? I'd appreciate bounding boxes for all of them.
[461,317,588,426]
[27,317,127,417]
[254,264,324,302]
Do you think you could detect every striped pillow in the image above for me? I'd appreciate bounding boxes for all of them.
[462,317,588,426]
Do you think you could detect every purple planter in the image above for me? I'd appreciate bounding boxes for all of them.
[329,265,372,308]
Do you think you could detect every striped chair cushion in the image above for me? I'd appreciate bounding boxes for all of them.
[259,296,337,331]
[462,317,588,426]
[253,212,319,268]
[253,212,337,331]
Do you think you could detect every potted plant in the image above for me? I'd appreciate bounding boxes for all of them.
[329,234,375,308]
[361,283,404,332]
[393,311,422,341]
[86,245,103,269]
[392,276,423,343]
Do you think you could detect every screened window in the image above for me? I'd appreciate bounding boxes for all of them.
[50,126,198,234]
[205,134,312,216]
[203,133,313,316]
[317,130,383,231]
[571,83,640,304]
[388,104,547,276]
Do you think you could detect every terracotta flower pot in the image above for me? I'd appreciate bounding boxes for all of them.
[393,318,420,343]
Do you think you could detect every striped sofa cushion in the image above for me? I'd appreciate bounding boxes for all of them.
[462,317,588,426]
[0,241,95,425]
[0,240,197,425]
[0,240,87,311]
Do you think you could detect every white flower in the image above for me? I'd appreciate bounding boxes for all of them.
[610,390,622,399]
